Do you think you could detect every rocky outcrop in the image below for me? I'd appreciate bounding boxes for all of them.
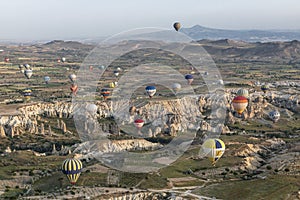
[98,192,169,200]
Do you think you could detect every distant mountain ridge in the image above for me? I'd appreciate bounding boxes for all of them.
[181,25,300,42]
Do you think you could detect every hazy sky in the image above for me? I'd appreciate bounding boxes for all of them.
[0,0,299,40]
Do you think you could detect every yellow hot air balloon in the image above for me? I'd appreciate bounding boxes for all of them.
[201,138,225,166]
[61,158,83,185]
[109,82,115,88]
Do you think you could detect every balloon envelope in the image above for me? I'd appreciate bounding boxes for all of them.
[237,88,249,98]
[69,74,76,82]
[24,69,33,79]
[269,110,280,122]
[145,86,156,98]
[173,22,181,31]
[172,83,181,93]
[232,96,248,114]
[61,158,83,185]
[134,119,144,129]
[201,138,225,166]
[185,74,193,85]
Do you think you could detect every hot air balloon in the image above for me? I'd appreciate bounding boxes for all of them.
[269,110,280,123]
[4,57,9,62]
[232,96,248,115]
[69,74,76,82]
[218,79,224,85]
[261,85,269,93]
[101,88,110,100]
[201,138,225,166]
[172,83,181,94]
[173,22,181,31]
[61,57,66,63]
[24,69,33,79]
[204,71,209,76]
[185,74,193,85]
[70,84,78,95]
[18,64,23,71]
[23,88,32,101]
[145,86,156,98]
[44,76,50,84]
[236,88,249,98]
[113,70,119,77]
[89,65,93,71]
[61,158,83,185]
[109,82,115,88]
[86,103,98,115]
[134,119,144,133]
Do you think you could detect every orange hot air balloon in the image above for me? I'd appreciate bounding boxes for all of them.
[70,84,78,95]
[232,96,248,115]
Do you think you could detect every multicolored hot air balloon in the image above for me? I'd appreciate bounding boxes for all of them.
[44,76,50,84]
[69,74,76,82]
[201,138,225,166]
[173,22,181,31]
[61,158,83,185]
[236,88,249,98]
[172,83,181,94]
[232,96,248,115]
[185,74,193,85]
[101,88,110,100]
[269,110,280,123]
[24,69,33,79]
[261,85,269,93]
[70,84,78,95]
[145,86,156,98]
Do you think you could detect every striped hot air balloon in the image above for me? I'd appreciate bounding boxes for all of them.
[101,88,110,100]
[261,85,269,93]
[232,96,248,115]
[61,158,83,185]
[201,138,225,166]
[236,88,249,98]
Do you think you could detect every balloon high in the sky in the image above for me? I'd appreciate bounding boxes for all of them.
[145,86,156,98]
[185,74,193,85]
[173,22,181,31]
[201,138,225,166]
[61,158,83,185]
[232,96,248,115]
[24,69,33,79]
